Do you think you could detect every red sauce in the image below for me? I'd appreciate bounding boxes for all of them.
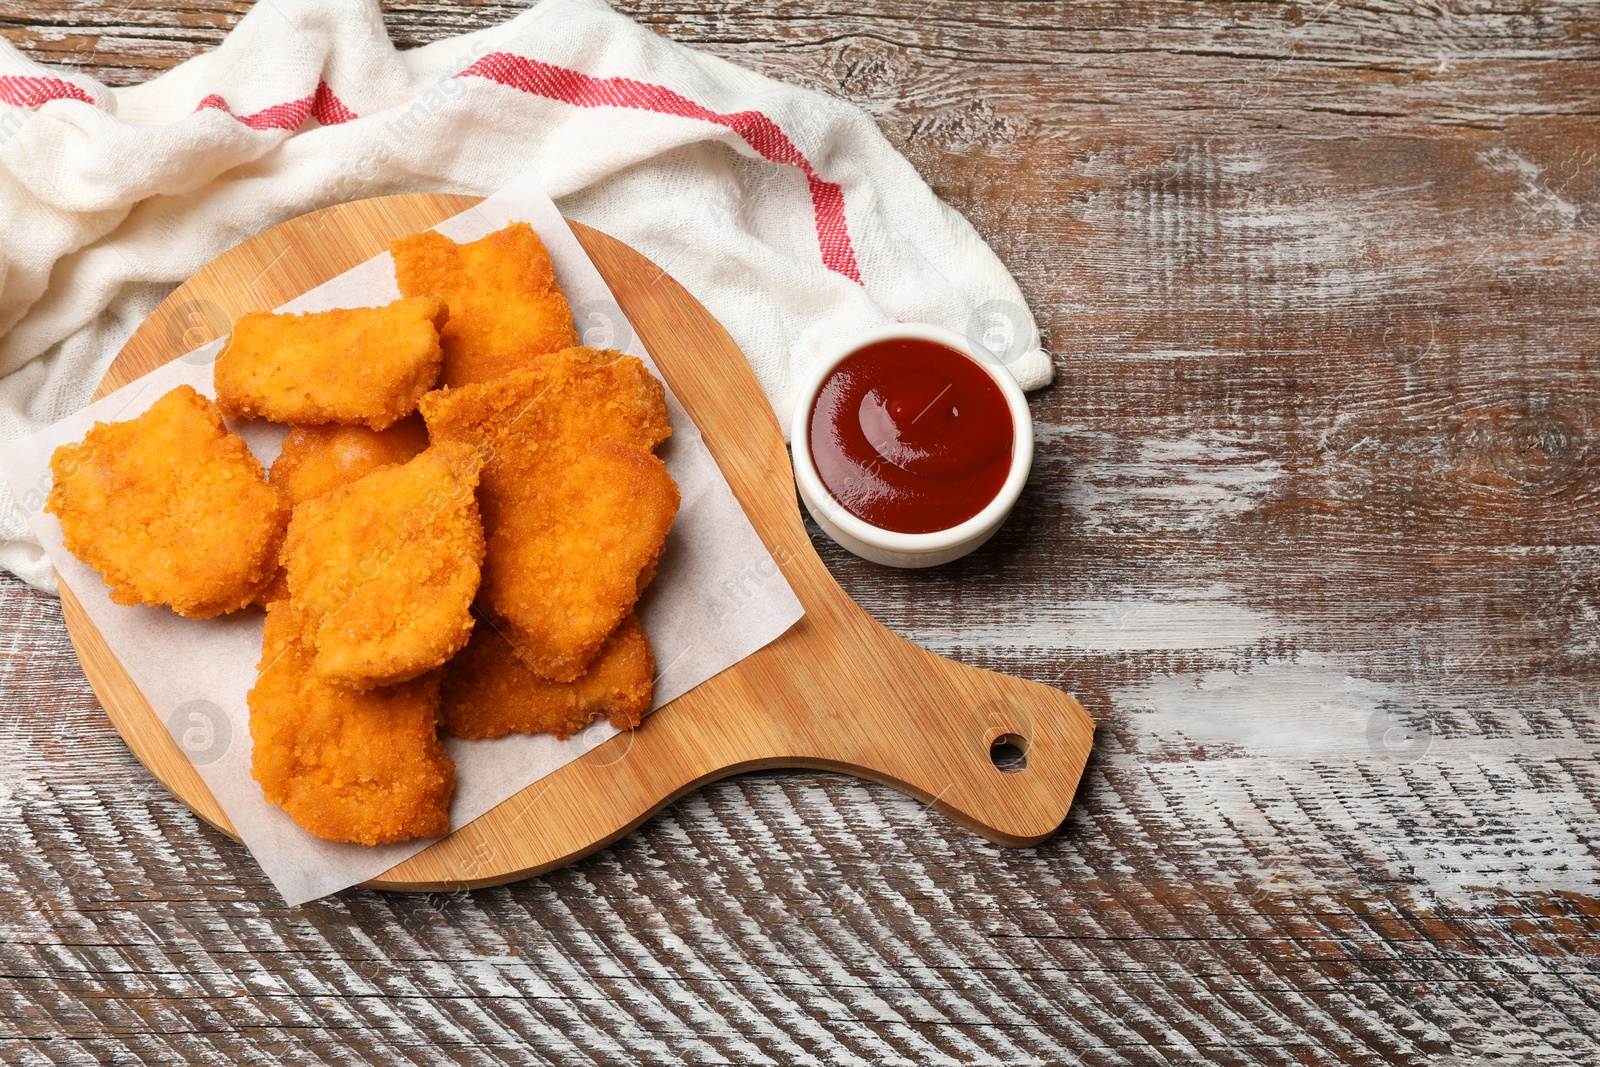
[807,338,1014,534]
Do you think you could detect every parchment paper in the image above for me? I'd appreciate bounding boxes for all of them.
[0,180,804,906]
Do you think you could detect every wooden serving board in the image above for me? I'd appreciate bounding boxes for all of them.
[61,193,1095,891]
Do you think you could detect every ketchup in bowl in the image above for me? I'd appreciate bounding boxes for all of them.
[807,338,1014,535]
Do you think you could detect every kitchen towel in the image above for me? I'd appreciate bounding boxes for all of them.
[0,0,1052,591]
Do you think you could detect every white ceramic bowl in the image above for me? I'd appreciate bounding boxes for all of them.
[790,323,1034,568]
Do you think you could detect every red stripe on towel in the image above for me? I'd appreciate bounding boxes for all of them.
[459,53,863,283]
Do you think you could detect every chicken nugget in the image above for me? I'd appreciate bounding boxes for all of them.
[480,441,678,682]
[254,414,434,608]
[250,601,453,845]
[46,385,287,619]
[281,441,485,689]
[215,296,446,429]
[443,613,654,740]
[419,346,670,460]
[419,346,670,533]
[420,347,676,679]
[391,223,579,387]
[270,413,431,506]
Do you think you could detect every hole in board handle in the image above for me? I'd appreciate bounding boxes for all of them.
[989,733,1028,774]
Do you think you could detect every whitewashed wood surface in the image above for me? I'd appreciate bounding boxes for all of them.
[2,1,1598,1063]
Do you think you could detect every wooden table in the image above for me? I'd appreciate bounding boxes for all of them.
[3,2,1597,1063]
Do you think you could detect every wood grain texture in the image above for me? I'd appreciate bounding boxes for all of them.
[4,1,1600,1064]
[76,192,1092,885]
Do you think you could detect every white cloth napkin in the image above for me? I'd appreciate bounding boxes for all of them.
[0,0,1051,592]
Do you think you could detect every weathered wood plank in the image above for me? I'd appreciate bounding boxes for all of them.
[1,0,1599,1063]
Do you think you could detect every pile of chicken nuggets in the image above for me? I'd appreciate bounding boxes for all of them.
[46,222,679,846]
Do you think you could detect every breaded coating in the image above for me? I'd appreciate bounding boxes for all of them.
[253,566,290,609]
[391,223,579,387]
[249,601,453,845]
[419,346,671,533]
[480,441,678,682]
[215,296,446,429]
[258,415,434,607]
[270,413,431,507]
[443,613,654,740]
[45,385,287,619]
[281,442,486,690]
[419,347,670,463]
